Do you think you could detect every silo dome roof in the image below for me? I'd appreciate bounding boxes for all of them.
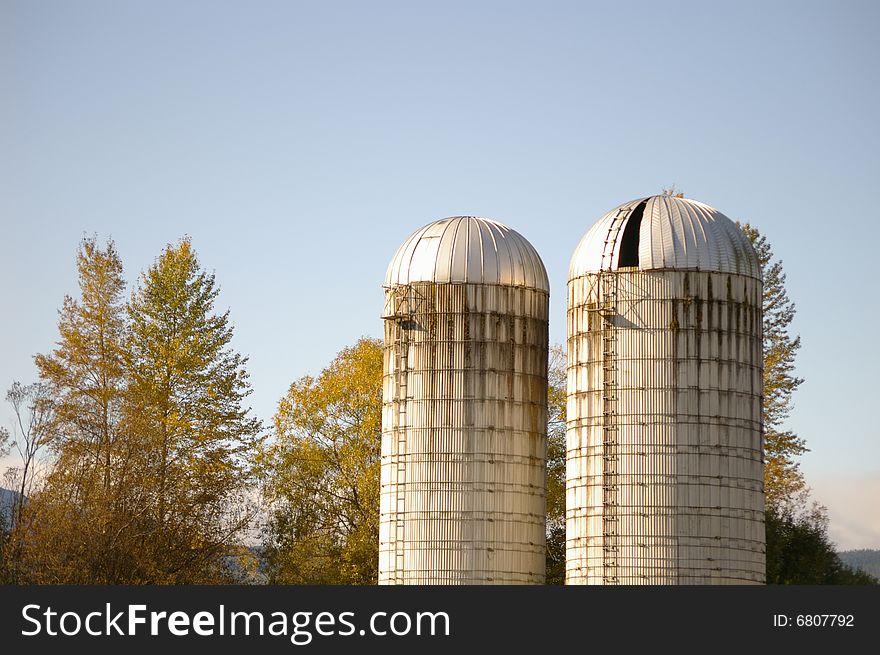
[569,195,761,280]
[385,216,549,292]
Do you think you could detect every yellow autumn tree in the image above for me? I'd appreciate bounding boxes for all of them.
[125,238,262,582]
[260,338,382,584]
[17,237,132,583]
[738,223,806,509]
[13,237,261,583]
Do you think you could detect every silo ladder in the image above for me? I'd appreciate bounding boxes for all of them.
[600,271,620,585]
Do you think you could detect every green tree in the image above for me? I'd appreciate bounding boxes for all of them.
[260,338,382,584]
[738,224,806,509]
[125,237,262,582]
[766,504,877,584]
[545,344,566,585]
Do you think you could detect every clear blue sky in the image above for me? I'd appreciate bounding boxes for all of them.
[2,1,878,547]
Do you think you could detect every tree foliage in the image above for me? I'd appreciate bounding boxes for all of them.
[3,382,54,525]
[545,344,566,585]
[34,237,127,483]
[739,224,806,509]
[6,237,260,584]
[14,237,129,583]
[0,382,53,582]
[125,238,262,581]
[0,430,10,567]
[260,338,382,584]
[0,508,8,584]
[766,503,878,584]
[737,224,871,584]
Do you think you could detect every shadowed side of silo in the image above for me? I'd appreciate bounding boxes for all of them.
[566,196,765,585]
[378,217,549,584]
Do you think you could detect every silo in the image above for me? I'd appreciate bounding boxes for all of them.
[379,216,549,584]
[566,195,764,585]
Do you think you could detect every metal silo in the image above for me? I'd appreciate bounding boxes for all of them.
[566,195,764,585]
[379,216,549,584]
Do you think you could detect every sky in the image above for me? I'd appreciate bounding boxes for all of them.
[1,0,878,549]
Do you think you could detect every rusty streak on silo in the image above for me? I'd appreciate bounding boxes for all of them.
[378,216,549,584]
[566,195,765,585]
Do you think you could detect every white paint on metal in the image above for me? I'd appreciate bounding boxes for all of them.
[569,196,760,279]
[385,216,550,292]
[380,217,549,585]
[566,199,765,585]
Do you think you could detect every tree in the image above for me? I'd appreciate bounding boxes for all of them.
[11,236,260,584]
[13,237,129,583]
[545,345,566,584]
[0,423,10,582]
[4,383,53,516]
[0,426,9,460]
[2,382,53,538]
[737,224,871,584]
[738,224,806,509]
[0,506,8,584]
[34,237,127,487]
[766,503,877,584]
[260,338,382,584]
[125,237,262,582]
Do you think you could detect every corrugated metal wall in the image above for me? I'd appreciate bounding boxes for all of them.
[566,270,765,584]
[379,281,549,584]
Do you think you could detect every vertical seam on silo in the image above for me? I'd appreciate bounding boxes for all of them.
[697,205,720,272]
[476,219,485,285]
[498,223,513,287]
[460,217,471,284]
[487,221,501,285]
[635,198,649,271]
[722,215,745,277]
[401,224,427,285]
[522,233,540,291]
[512,230,528,287]
[650,197,667,270]
[686,202,708,269]
[668,197,685,269]
[441,218,460,283]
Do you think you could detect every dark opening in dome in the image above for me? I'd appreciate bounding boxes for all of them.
[618,200,647,267]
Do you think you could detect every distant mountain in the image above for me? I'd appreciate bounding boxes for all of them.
[0,487,22,527]
[838,549,880,579]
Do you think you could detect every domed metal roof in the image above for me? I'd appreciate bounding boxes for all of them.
[385,216,549,292]
[569,195,761,280]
